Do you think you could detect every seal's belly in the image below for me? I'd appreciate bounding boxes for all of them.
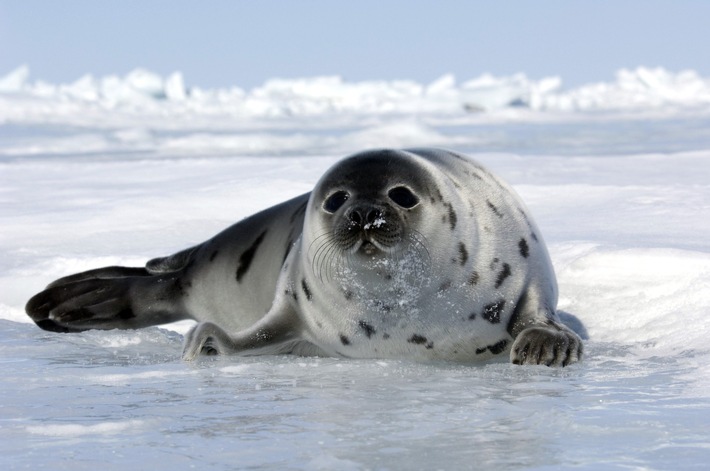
[301,291,518,362]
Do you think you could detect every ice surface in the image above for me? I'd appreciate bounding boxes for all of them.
[1,66,710,470]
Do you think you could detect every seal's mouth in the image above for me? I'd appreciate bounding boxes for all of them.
[361,241,378,255]
[350,238,389,255]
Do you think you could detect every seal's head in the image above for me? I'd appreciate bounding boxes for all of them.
[304,149,443,284]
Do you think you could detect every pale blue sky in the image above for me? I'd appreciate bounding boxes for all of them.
[1,0,708,89]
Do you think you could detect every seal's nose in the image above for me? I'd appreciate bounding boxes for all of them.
[348,206,384,228]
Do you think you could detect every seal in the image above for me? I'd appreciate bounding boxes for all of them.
[25,148,582,366]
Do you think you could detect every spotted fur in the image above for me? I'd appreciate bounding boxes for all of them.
[519,238,530,258]
[301,279,312,301]
[236,230,267,282]
[495,263,511,289]
[482,300,506,324]
[26,148,582,367]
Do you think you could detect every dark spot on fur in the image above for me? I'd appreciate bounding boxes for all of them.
[385,274,393,281]
[340,334,350,345]
[468,312,476,321]
[344,290,353,301]
[487,339,509,355]
[358,321,376,338]
[507,294,526,337]
[301,279,312,301]
[285,288,298,302]
[490,258,499,270]
[316,321,323,329]
[383,333,390,340]
[209,250,219,262]
[438,280,452,292]
[487,200,503,218]
[495,263,511,289]
[476,347,487,355]
[425,341,434,349]
[468,271,480,285]
[445,203,457,230]
[519,238,529,258]
[408,334,428,345]
[482,300,506,324]
[531,232,539,242]
[236,230,267,282]
[458,242,468,265]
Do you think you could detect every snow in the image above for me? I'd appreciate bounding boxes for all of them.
[1,66,710,470]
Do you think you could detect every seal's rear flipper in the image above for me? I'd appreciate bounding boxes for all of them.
[45,266,151,289]
[26,266,191,332]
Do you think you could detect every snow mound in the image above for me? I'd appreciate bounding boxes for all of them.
[556,246,710,356]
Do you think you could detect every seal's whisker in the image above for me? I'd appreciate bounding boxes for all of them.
[311,234,338,282]
[322,239,341,283]
[308,232,334,259]
[329,245,346,282]
[408,229,432,264]
[317,239,340,283]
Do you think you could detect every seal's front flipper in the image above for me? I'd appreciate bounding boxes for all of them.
[182,307,305,361]
[26,267,191,332]
[507,291,583,367]
[510,323,583,367]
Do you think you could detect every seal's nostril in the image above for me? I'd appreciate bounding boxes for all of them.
[349,210,363,225]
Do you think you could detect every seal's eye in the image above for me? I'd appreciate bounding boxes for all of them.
[323,191,349,213]
[388,186,419,209]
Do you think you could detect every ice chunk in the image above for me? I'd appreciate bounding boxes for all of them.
[165,71,187,101]
[0,64,30,92]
